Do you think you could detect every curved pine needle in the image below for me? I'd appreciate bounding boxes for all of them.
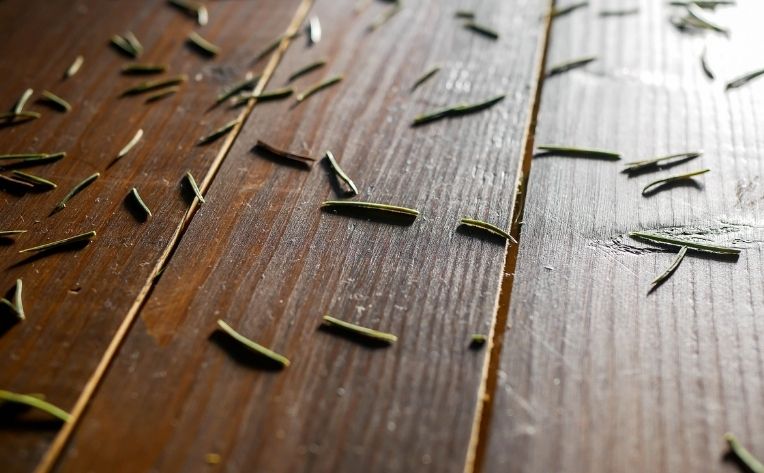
[308,16,322,44]
[629,231,740,255]
[216,319,290,367]
[296,75,343,102]
[40,90,71,112]
[198,118,240,145]
[216,73,258,104]
[700,47,714,79]
[129,188,152,218]
[651,246,688,287]
[65,55,84,78]
[410,65,440,92]
[412,94,505,126]
[122,75,187,96]
[184,171,205,203]
[551,1,589,18]
[455,10,476,19]
[641,168,709,195]
[53,173,99,214]
[726,67,764,90]
[686,4,728,33]
[624,151,701,173]
[725,433,764,473]
[121,63,167,75]
[188,31,220,56]
[463,21,499,39]
[18,230,96,254]
[0,390,70,422]
[145,86,180,103]
[13,88,33,114]
[459,217,517,243]
[321,200,419,217]
[116,129,144,162]
[547,56,596,76]
[11,171,57,189]
[0,230,26,237]
[287,60,327,83]
[324,151,358,196]
[322,315,397,344]
[255,140,313,165]
[535,145,621,160]
[12,279,24,320]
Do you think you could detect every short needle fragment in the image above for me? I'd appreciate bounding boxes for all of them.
[184,171,205,203]
[324,151,358,196]
[650,246,688,289]
[198,118,240,145]
[322,315,397,345]
[216,319,290,368]
[52,173,99,214]
[459,218,516,243]
[412,94,505,126]
[129,187,152,219]
[641,168,709,195]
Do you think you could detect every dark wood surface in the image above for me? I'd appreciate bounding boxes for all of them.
[47,0,548,472]
[4,1,764,472]
[0,0,303,471]
[483,2,764,473]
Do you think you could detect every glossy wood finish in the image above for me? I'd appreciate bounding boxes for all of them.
[6,1,764,472]
[49,0,547,472]
[0,1,302,471]
[483,2,764,472]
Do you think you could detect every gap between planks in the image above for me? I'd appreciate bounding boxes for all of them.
[464,1,556,472]
[31,1,316,472]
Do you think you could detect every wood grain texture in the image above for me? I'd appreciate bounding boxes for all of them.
[0,1,302,472]
[483,1,764,472]
[51,0,547,472]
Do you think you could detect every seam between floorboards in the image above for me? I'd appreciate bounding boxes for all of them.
[31,2,315,472]
[463,2,556,473]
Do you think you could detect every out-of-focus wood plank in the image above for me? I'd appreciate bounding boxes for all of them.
[52,0,548,472]
[0,1,303,471]
[483,1,764,472]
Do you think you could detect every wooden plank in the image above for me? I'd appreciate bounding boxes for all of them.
[483,2,764,473]
[51,0,548,472]
[0,1,303,471]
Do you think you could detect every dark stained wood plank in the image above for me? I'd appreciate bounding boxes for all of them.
[51,0,548,472]
[0,1,304,471]
[483,2,764,473]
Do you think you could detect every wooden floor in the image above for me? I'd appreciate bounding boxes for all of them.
[1,1,763,472]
